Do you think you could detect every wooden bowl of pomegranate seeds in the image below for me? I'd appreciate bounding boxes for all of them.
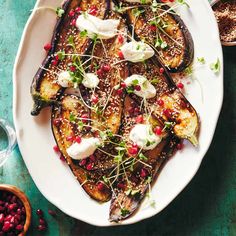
[0,184,31,236]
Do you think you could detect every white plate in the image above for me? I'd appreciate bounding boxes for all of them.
[13,0,223,226]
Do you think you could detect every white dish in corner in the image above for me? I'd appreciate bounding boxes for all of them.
[13,0,223,226]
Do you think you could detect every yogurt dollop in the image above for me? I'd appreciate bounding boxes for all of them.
[124,74,156,99]
[57,71,73,87]
[129,124,162,150]
[120,41,154,62]
[82,73,99,89]
[66,137,100,160]
[76,13,120,39]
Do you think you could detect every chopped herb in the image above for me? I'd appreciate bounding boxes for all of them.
[146,176,152,184]
[126,86,134,94]
[151,78,160,85]
[210,58,221,74]
[163,121,175,130]
[132,8,145,18]
[56,7,65,17]
[197,57,206,64]
[102,176,108,184]
[125,188,132,196]
[184,66,193,76]
[57,50,65,60]
[69,113,76,122]
[80,30,88,38]
[139,153,148,161]
[131,189,140,196]
[114,155,122,163]
[177,0,190,8]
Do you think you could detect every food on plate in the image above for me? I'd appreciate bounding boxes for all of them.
[31,0,199,222]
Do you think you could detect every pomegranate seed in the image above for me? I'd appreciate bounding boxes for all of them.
[128,145,138,155]
[150,25,157,31]
[118,34,124,44]
[2,221,10,232]
[177,82,184,89]
[97,182,105,191]
[128,107,134,114]
[43,43,51,51]
[91,94,98,104]
[69,10,75,17]
[117,182,125,190]
[60,155,66,162]
[116,88,123,96]
[134,107,140,113]
[120,82,126,88]
[4,215,12,221]
[154,126,162,136]
[21,207,25,214]
[66,135,74,142]
[70,19,76,26]
[54,54,59,61]
[0,214,4,223]
[86,163,93,171]
[10,196,17,203]
[36,209,43,217]
[134,85,141,91]
[70,65,76,72]
[177,143,184,150]
[135,115,144,123]
[39,218,46,225]
[140,168,148,178]
[75,136,82,144]
[157,99,164,106]
[96,69,103,78]
[0,200,4,205]
[8,203,17,210]
[53,145,60,152]
[75,7,81,13]
[37,225,46,231]
[89,6,98,15]
[0,206,4,212]
[89,155,95,162]
[159,67,164,74]
[81,114,88,123]
[163,108,172,118]
[48,209,56,216]
[15,224,23,231]
[53,118,61,127]
[118,51,124,59]
[79,159,87,166]
[180,100,187,109]
[101,65,111,72]
[52,59,58,66]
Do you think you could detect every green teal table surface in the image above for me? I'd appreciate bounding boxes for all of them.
[0,0,236,235]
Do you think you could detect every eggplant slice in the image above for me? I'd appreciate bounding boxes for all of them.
[52,94,111,202]
[114,0,194,72]
[31,0,109,115]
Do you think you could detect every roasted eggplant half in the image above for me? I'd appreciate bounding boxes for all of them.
[31,0,109,115]
[114,0,194,72]
[52,94,111,202]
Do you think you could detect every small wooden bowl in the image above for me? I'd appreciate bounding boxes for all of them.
[0,184,31,236]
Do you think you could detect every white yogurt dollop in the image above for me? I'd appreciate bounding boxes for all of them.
[120,41,154,63]
[76,13,120,39]
[129,124,162,150]
[66,137,100,160]
[124,74,156,99]
[57,71,73,87]
[82,73,99,89]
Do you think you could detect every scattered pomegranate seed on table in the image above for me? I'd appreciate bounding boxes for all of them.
[43,43,51,51]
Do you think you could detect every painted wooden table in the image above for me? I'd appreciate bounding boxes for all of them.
[0,0,235,235]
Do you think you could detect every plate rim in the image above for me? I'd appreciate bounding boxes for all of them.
[12,0,224,227]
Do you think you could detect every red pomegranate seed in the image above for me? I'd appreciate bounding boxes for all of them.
[118,34,124,44]
[157,99,164,106]
[2,221,10,232]
[53,145,60,152]
[159,67,164,74]
[10,196,17,203]
[75,7,82,13]
[15,224,23,231]
[128,144,138,155]
[75,136,82,144]
[177,143,184,150]
[163,108,172,118]
[91,94,98,104]
[96,69,103,78]
[135,115,144,123]
[140,168,148,178]
[69,10,75,17]
[89,155,95,162]
[39,218,46,226]
[70,19,76,26]
[8,203,17,211]
[116,88,123,96]
[79,159,87,166]
[4,215,12,221]
[54,54,59,61]
[43,43,51,51]
[97,182,105,191]
[0,214,4,223]
[52,59,58,66]
[117,182,125,190]
[120,82,126,88]
[86,163,93,171]
[60,155,66,162]
[48,209,56,216]
[134,85,141,91]
[118,51,124,59]
[89,6,98,15]
[134,107,140,113]
[128,107,134,114]
[180,100,187,109]
[101,65,111,72]
[37,224,46,231]
[81,114,88,123]
[36,209,43,217]
[150,25,157,31]
[53,118,61,127]
[66,136,74,142]
[177,82,184,89]
[154,126,162,136]
[70,65,76,72]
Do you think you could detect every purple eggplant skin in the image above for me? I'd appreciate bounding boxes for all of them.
[112,0,194,73]
[30,0,111,116]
